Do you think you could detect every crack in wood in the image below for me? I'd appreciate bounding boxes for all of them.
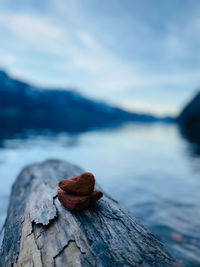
[32,223,43,265]
[53,239,85,267]
[0,160,181,267]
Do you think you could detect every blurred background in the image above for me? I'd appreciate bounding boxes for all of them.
[0,1,200,266]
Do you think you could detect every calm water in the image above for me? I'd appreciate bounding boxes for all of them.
[0,123,200,266]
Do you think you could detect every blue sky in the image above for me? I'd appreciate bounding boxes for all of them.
[0,0,200,115]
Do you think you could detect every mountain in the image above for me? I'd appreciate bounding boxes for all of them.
[0,70,161,138]
[177,91,200,145]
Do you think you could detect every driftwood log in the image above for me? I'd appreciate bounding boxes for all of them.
[0,160,180,267]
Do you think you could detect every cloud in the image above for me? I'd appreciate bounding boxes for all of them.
[0,13,66,53]
[0,1,200,115]
[0,51,17,66]
[0,13,143,92]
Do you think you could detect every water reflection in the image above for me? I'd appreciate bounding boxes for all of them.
[178,126,200,156]
[0,122,200,266]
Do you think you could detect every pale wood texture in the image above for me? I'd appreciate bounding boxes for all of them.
[0,160,180,266]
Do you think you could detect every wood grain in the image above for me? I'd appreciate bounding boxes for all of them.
[0,160,180,266]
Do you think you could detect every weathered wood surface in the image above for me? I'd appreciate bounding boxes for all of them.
[0,160,180,267]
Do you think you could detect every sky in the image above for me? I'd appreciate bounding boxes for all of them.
[0,0,200,116]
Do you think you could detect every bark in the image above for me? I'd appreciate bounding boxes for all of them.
[0,160,180,267]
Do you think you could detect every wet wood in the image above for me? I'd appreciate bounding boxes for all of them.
[0,160,180,266]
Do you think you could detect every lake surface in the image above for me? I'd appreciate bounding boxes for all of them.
[0,122,200,266]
